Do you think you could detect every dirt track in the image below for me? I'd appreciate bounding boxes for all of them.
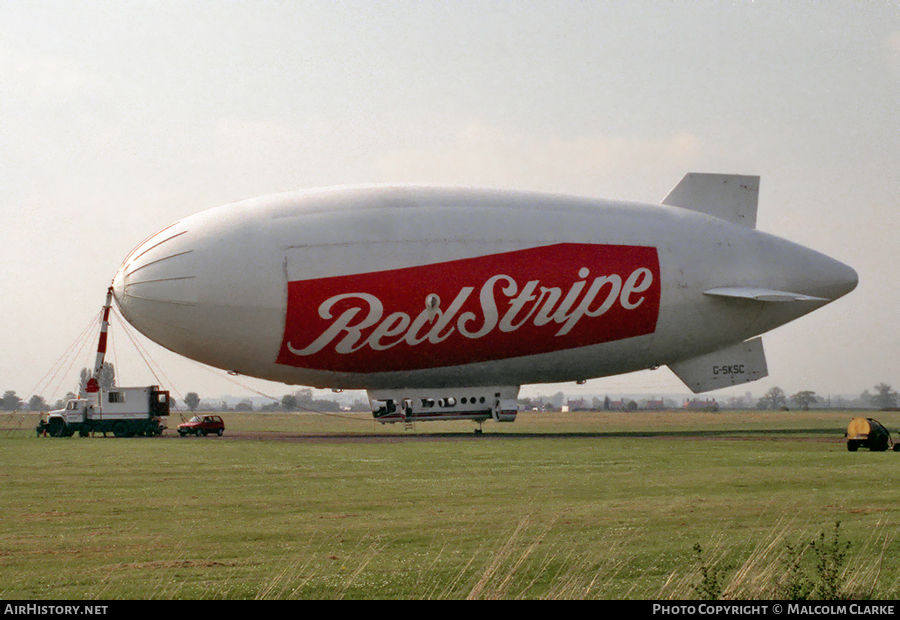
[5,410,858,445]
[156,427,843,444]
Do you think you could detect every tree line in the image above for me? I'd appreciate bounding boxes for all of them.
[178,388,370,413]
[755,383,898,411]
[3,378,899,413]
[0,391,74,412]
[0,364,119,411]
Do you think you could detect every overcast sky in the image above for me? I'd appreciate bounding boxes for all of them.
[2,1,898,406]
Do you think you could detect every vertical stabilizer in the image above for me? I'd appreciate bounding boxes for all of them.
[662,173,759,229]
[669,337,768,393]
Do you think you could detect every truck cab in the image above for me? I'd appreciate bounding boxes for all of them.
[63,399,91,423]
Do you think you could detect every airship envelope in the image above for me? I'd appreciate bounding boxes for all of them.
[112,173,857,426]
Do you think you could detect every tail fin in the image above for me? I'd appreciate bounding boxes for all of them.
[669,337,768,393]
[662,173,759,229]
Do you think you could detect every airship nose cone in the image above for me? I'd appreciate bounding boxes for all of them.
[112,264,125,311]
[112,223,199,347]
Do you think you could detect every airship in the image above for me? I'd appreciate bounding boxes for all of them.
[112,173,857,427]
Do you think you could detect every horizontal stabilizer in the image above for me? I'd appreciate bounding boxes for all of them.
[704,287,827,302]
[669,337,768,393]
[662,173,759,228]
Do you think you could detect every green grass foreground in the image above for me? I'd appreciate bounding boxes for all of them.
[2,410,899,599]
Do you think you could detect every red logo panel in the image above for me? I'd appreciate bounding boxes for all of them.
[277,243,660,373]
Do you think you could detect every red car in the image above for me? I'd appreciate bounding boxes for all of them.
[178,415,225,437]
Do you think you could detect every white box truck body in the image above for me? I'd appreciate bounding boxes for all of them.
[38,386,170,437]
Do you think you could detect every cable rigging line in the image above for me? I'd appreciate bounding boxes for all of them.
[109,308,182,402]
[28,309,102,406]
[181,357,372,424]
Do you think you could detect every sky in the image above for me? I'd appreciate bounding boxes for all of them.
[1,1,898,407]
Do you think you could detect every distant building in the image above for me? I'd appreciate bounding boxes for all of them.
[685,398,719,412]
[567,398,590,411]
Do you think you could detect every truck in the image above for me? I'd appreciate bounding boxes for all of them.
[37,286,171,438]
[38,386,170,437]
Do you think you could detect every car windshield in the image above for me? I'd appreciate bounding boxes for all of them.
[188,416,201,423]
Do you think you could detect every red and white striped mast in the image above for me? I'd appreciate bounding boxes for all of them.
[85,286,114,395]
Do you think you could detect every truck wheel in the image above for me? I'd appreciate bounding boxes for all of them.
[847,440,859,452]
[48,419,65,437]
[113,422,128,438]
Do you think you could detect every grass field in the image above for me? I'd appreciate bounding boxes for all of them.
[2,409,899,599]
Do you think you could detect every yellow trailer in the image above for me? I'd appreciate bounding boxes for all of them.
[845,418,894,452]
